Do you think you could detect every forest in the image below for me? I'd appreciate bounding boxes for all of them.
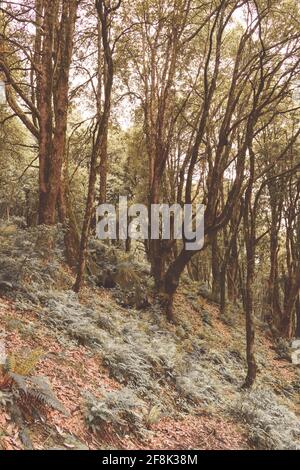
[0,0,300,453]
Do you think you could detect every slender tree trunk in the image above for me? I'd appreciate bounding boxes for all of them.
[295,296,300,338]
[38,1,56,225]
[57,172,80,267]
[211,234,221,302]
[220,264,227,316]
[281,272,300,338]
[99,130,108,205]
[227,239,238,303]
[243,242,257,388]
[220,204,242,315]
[73,144,100,292]
[148,176,168,290]
[243,146,257,389]
[267,180,283,329]
[73,0,115,292]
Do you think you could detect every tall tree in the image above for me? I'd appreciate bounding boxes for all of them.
[73,0,120,292]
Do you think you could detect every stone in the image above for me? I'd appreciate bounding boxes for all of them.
[291,339,300,350]
[291,350,300,365]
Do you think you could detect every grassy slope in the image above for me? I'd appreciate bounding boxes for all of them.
[0,224,299,450]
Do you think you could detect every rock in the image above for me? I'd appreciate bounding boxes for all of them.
[291,350,300,365]
[274,338,291,361]
[274,339,300,365]
[291,339,300,350]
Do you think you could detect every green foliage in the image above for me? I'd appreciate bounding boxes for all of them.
[90,240,152,309]
[0,109,37,220]
[0,222,72,309]
[230,389,300,450]
[85,387,145,438]
[0,348,67,432]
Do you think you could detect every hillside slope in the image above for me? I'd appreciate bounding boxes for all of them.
[0,223,300,450]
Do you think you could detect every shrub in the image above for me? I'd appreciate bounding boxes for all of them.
[85,387,146,438]
[230,389,300,450]
[0,348,67,448]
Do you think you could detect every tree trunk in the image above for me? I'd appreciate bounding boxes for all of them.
[163,249,194,322]
[99,130,108,205]
[243,248,257,388]
[211,234,221,302]
[243,146,257,389]
[57,176,80,268]
[220,264,227,316]
[295,296,300,338]
[73,144,100,292]
[36,0,77,228]
[74,0,115,292]
[227,239,238,303]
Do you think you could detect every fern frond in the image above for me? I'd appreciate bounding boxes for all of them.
[115,261,141,289]
[14,349,44,376]
[6,354,16,373]
[27,376,68,415]
[9,372,28,393]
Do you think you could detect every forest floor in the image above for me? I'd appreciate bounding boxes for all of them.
[0,222,300,450]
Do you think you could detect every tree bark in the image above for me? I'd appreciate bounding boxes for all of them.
[73,0,115,292]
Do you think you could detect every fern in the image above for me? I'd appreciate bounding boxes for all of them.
[13,349,44,376]
[0,348,67,446]
[114,261,141,289]
[145,405,161,427]
[85,387,145,438]
[6,354,16,373]
[26,376,67,414]
[8,372,27,393]
[2,349,43,376]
